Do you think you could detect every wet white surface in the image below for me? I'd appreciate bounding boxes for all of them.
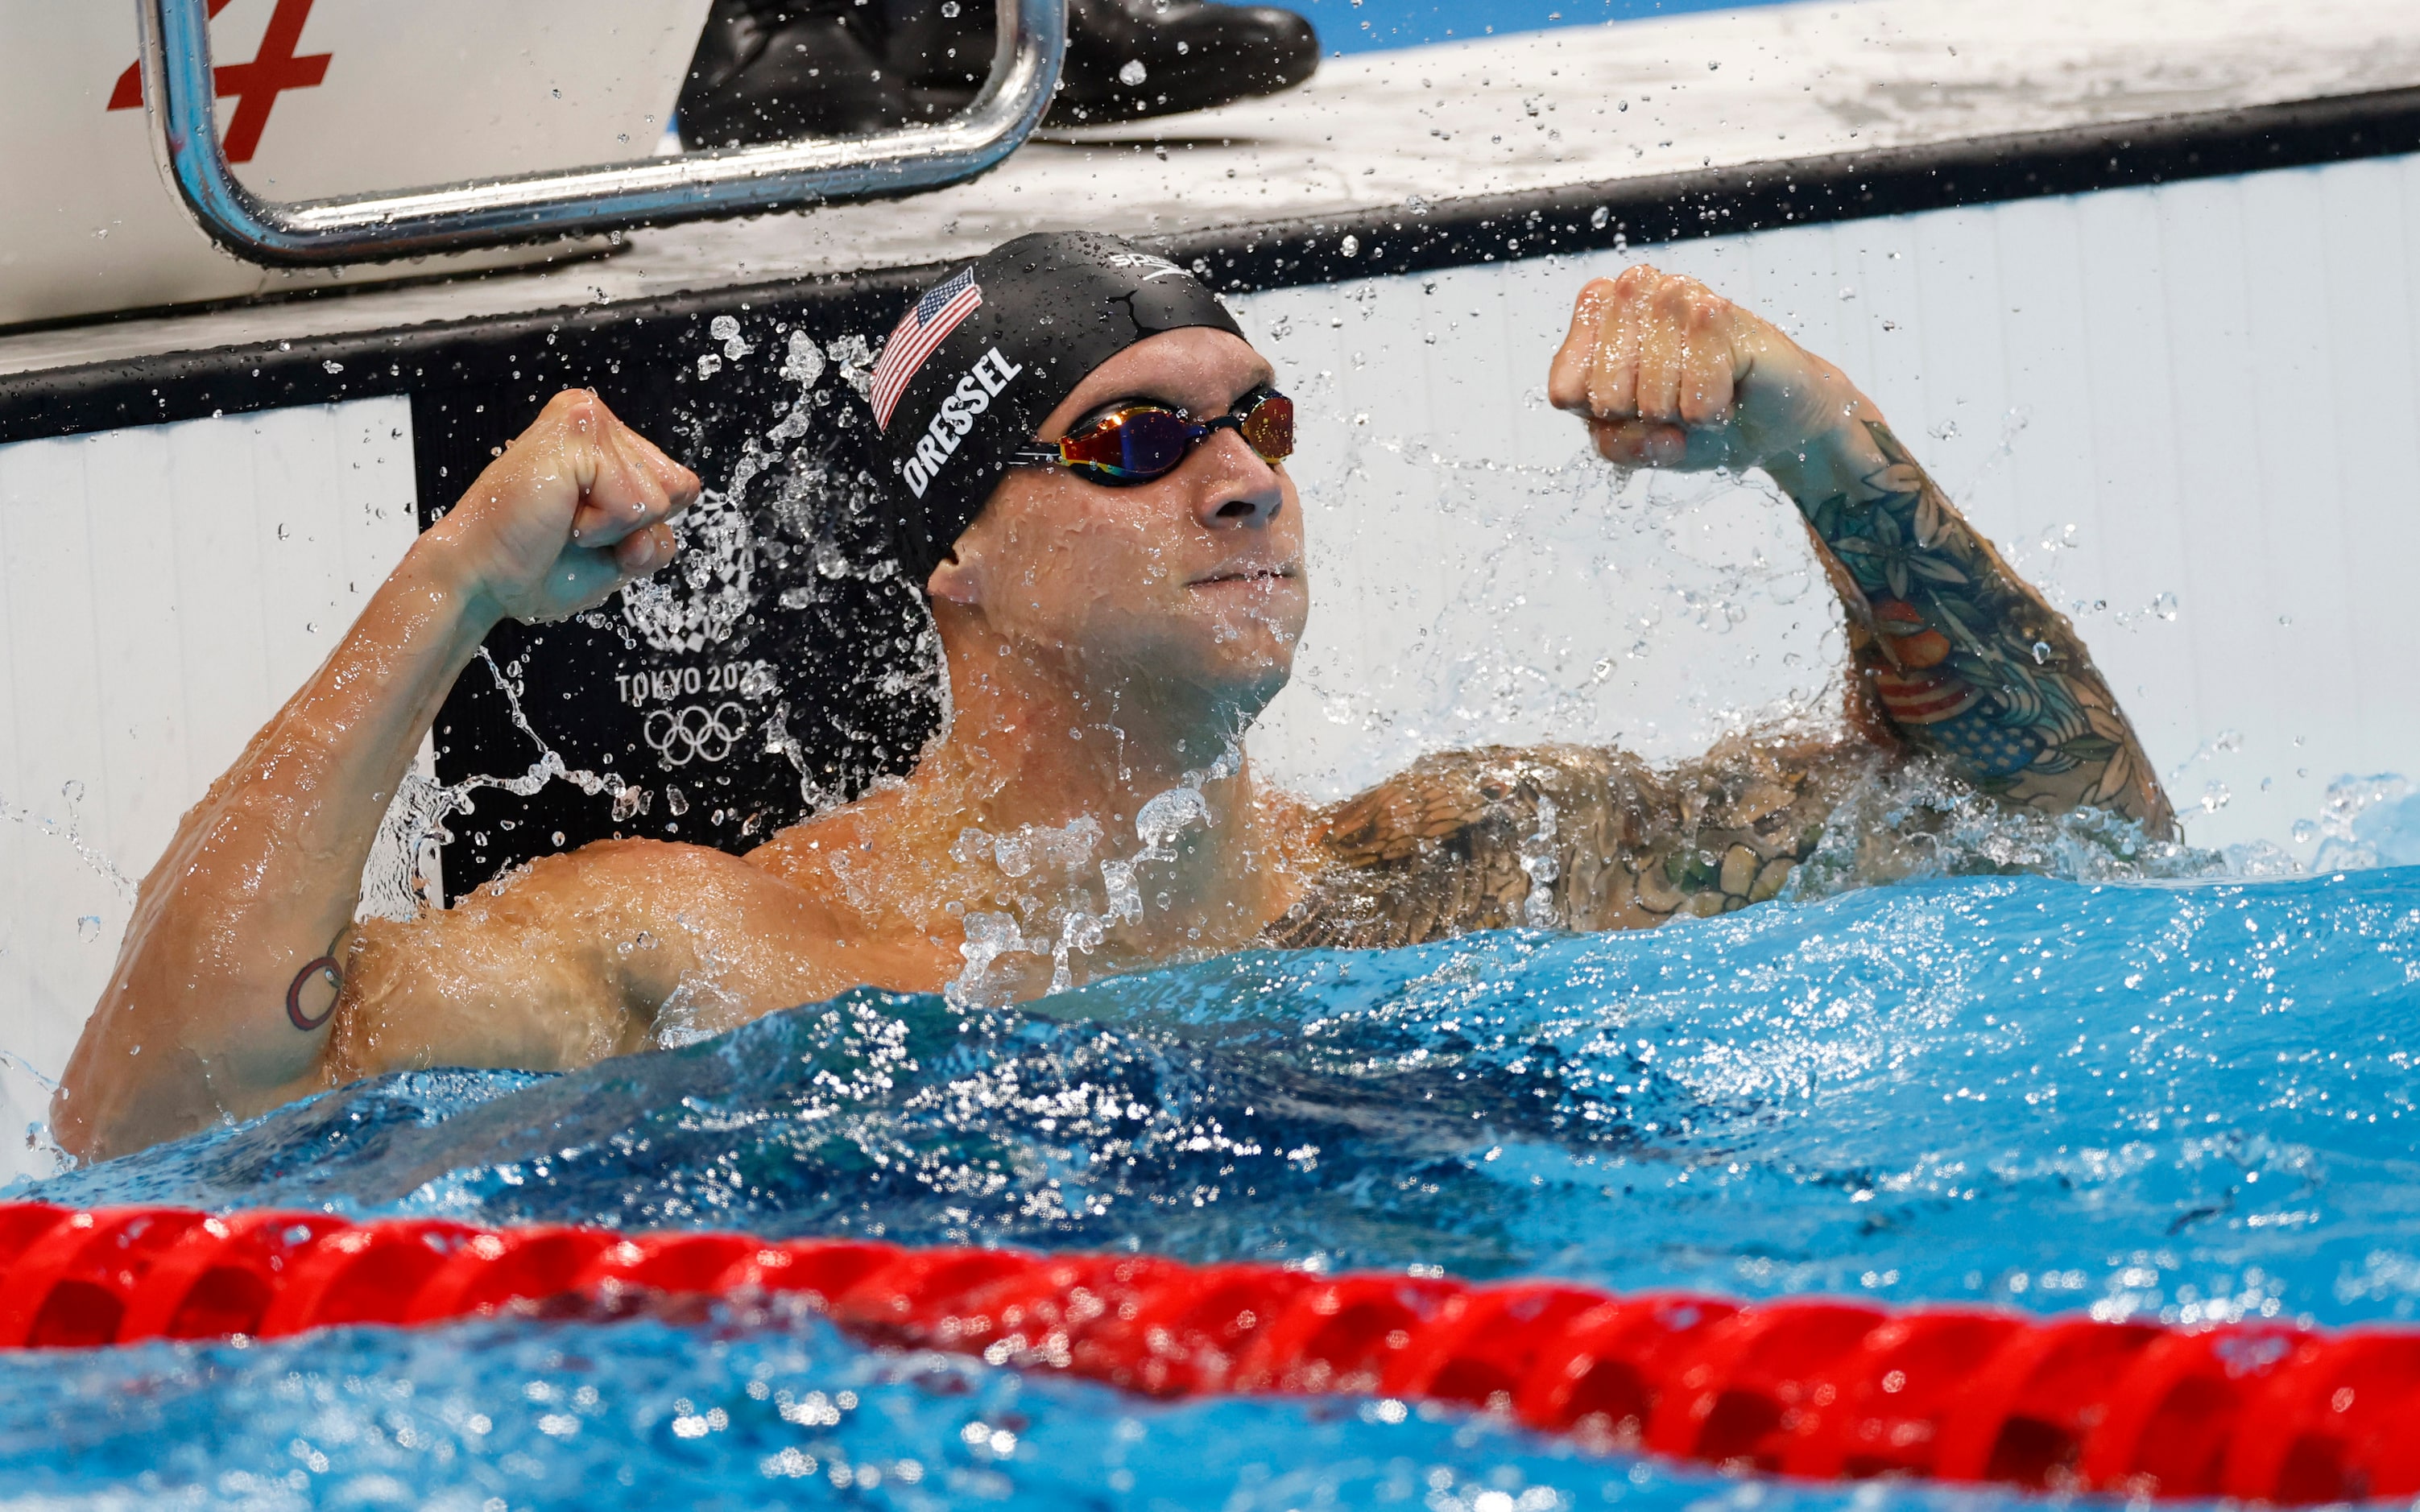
[6,0,2418,376]
[0,0,705,329]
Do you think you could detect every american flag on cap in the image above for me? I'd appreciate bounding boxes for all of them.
[869,269,983,431]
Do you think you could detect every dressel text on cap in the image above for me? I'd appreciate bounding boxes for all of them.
[901,347,1023,500]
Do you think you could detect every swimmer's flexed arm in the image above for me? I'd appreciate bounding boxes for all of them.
[1548,267,2174,834]
[56,394,776,1160]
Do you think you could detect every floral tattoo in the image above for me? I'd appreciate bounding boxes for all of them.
[1802,421,2173,834]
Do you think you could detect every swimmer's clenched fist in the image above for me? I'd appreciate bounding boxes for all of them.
[431,390,699,625]
[1548,265,1851,473]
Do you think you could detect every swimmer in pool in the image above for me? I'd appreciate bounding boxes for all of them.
[58,233,2174,1159]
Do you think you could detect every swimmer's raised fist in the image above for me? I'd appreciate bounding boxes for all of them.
[422,390,700,625]
[1549,266,1859,473]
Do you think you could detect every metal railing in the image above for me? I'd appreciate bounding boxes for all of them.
[134,0,1065,267]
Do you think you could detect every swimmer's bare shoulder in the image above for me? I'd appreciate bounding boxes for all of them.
[1264,731,1880,950]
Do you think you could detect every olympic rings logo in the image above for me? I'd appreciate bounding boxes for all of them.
[643,701,751,769]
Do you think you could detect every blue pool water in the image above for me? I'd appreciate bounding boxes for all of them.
[1291,0,1802,55]
[8,865,2420,1506]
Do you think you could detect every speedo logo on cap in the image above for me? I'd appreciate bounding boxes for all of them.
[900,347,1024,499]
[1100,250,1191,283]
[870,269,984,431]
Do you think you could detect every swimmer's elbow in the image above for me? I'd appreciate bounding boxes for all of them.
[48,1027,297,1166]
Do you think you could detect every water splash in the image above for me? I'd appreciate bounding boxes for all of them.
[1518,792,1561,927]
[2294,773,2420,872]
[354,650,639,921]
[1785,754,2220,900]
[618,488,755,654]
[946,748,1239,1009]
[1288,408,1837,783]
[676,319,937,818]
[0,779,134,903]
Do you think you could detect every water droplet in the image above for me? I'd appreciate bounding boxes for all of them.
[1118,59,1147,86]
[2031,640,2051,663]
[696,353,722,380]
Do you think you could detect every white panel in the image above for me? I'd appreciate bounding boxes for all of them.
[1240,151,2420,863]
[0,0,710,325]
[0,398,417,1181]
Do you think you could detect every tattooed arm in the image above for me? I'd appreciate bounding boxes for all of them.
[1268,268,2170,951]
[1264,735,1884,949]
[1547,266,2173,832]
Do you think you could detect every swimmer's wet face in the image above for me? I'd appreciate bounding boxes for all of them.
[927,326,1307,733]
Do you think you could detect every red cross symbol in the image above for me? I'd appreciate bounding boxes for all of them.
[108,0,331,164]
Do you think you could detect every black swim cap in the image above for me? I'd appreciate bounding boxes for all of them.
[867,230,1246,585]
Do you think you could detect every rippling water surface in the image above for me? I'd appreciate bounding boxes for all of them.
[8,866,2420,1508]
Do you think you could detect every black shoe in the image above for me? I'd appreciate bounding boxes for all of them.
[677,0,912,147]
[879,0,1319,127]
[1049,0,1320,125]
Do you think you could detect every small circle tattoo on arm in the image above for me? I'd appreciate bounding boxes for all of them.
[286,956,343,1031]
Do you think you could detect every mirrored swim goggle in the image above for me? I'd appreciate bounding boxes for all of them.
[1011,389,1295,486]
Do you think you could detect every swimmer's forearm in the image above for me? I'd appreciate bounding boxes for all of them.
[1761,413,2175,835]
[56,531,503,1157]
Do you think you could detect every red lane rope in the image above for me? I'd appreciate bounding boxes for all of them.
[0,1200,2414,1502]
